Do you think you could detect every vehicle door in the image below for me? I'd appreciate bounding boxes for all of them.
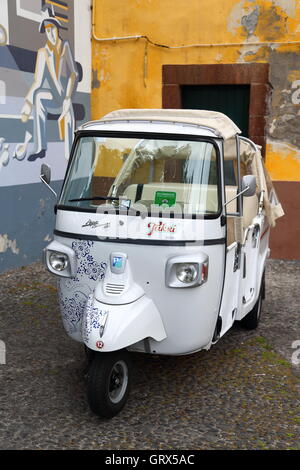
[218,137,243,338]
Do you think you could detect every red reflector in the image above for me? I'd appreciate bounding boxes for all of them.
[202,263,208,282]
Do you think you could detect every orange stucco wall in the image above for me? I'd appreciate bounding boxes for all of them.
[91,0,300,258]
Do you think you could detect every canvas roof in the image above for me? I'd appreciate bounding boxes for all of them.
[100,109,241,140]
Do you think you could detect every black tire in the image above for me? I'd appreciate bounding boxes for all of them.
[84,345,95,364]
[87,349,132,418]
[240,286,263,330]
[261,270,266,300]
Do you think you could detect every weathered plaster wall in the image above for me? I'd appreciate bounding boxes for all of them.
[0,180,62,269]
[92,0,300,258]
[267,50,300,180]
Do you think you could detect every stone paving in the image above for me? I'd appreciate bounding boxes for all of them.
[0,259,299,450]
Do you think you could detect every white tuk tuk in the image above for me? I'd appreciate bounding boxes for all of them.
[41,109,284,418]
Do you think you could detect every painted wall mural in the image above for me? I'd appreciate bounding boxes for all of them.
[21,5,78,162]
[0,0,91,272]
[0,0,91,186]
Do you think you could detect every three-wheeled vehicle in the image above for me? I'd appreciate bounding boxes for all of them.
[41,109,284,418]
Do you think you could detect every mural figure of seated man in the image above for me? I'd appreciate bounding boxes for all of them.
[21,6,78,162]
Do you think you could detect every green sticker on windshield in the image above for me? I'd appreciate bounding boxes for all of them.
[155,191,176,207]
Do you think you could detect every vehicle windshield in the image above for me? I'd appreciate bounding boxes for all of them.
[59,135,220,217]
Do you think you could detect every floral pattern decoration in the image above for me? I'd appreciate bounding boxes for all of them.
[81,294,109,344]
[58,240,107,338]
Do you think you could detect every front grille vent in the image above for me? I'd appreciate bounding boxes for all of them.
[105,283,125,295]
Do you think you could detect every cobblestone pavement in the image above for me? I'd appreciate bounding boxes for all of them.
[0,259,299,450]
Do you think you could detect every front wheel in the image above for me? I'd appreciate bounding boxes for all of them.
[87,349,132,418]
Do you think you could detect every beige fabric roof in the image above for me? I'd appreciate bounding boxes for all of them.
[100,109,241,140]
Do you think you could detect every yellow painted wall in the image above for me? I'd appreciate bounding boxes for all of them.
[92,0,300,182]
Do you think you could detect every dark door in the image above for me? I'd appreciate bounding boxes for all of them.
[181,85,250,136]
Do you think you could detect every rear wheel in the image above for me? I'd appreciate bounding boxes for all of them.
[240,286,263,330]
[261,270,266,300]
[87,349,132,418]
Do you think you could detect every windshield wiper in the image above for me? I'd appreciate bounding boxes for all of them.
[69,196,120,202]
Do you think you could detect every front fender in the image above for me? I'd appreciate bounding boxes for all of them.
[82,295,167,352]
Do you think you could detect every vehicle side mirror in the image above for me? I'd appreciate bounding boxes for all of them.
[40,164,57,198]
[241,175,256,197]
[224,174,257,210]
[41,163,51,185]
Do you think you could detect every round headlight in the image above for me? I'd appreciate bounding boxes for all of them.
[49,251,68,272]
[176,264,198,284]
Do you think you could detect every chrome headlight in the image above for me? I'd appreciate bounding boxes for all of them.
[44,241,77,278]
[166,254,209,288]
[49,251,69,272]
[176,264,198,284]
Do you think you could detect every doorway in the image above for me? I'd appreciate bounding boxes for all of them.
[181,84,250,137]
[162,63,269,155]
